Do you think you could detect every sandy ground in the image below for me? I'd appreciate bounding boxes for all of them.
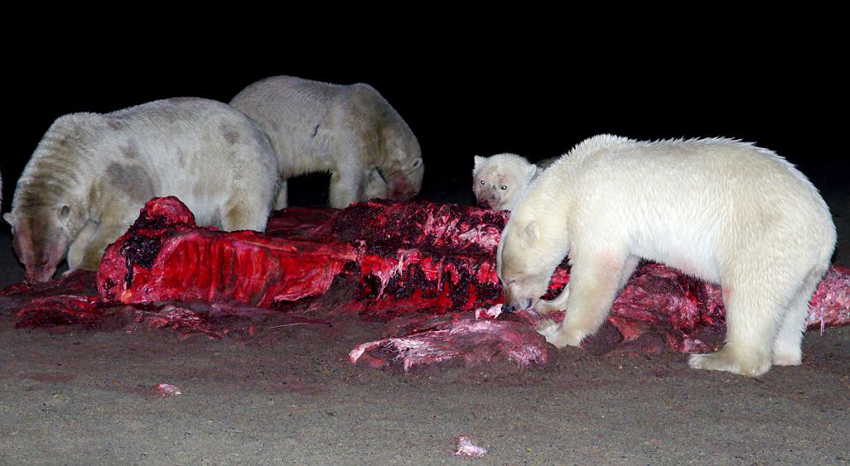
[0,177,847,466]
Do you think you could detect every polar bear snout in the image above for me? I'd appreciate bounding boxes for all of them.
[390,183,417,201]
[502,283,536,312]
[502,298,532,314]
[8,212,72,283]
[475,189,505,211]
[17,233,68,283]
[384,170,420,202]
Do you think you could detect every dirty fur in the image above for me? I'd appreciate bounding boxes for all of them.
[4,98,280,282]
[230,76,423,209]
[498,135,836,377]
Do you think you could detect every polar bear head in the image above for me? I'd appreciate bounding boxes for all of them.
[377,123,423,202]
[497,202,567,312]
[473,154,537,212]
[4,114,92,282]
[4,203,82,283]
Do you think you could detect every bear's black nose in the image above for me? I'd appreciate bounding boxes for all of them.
[503,304,516,313]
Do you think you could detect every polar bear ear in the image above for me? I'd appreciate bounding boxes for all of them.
[3,212,14,226]
[525,164,538,179]
[473,156,484,170]
[520,221,540,249]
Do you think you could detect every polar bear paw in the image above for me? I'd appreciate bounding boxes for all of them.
[536,320,583,348]
[535,300,564,316]
[772,348,803,366]
[688,347,771,377]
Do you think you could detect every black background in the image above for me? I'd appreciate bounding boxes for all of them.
[3,40,845,214]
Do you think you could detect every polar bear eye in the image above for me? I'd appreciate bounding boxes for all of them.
[479,180,485,185]
[500,185,507,190]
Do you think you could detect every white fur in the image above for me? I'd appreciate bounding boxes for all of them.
[472,153,552,212]
[5,98,280,280]
[364,167,389,200]
[498,135,836,377]
[230,76,423,209]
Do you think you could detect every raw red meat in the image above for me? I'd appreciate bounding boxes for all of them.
[3,196,848,372]
[331,200,508,256]
[97,197,359,308]
[349,312,550,371]
[98,197,506,318]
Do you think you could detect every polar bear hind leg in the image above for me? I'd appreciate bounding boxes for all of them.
[771,268,825,366]
[688,257,797,377]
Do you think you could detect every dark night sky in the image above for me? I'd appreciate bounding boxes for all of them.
[4,45,845,214]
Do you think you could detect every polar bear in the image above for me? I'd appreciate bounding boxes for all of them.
[230,76,424,209]
[473,154,557,211]
[4,98,280,283]
[497,135,836,377]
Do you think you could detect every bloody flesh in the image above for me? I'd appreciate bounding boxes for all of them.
[2,197,848,371]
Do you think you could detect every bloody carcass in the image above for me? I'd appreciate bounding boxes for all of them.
[3,197,849,371]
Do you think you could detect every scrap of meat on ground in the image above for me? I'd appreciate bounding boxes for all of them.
[2,197,848,370]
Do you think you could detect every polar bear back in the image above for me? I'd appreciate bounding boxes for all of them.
[522,136,835,283]
[14,97,279,228]
[231,76,390,177]
[99,98,278,217]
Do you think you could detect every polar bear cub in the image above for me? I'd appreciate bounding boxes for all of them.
[473,154,556,212]
[497,135,836,377]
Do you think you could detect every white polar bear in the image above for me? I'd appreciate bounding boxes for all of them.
[497,135,836,377]
[230,76,424,209]
[472,154,557,212]
[4,98,280,283]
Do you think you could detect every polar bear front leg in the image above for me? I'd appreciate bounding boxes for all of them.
[536,283,569,315]
[536,256,636,317]
[78,221,134,271]
[273,179,288,210]
[220,191,275,232]
[539,252,627,348]
[329,168,366,209]
[67,221,99,271]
